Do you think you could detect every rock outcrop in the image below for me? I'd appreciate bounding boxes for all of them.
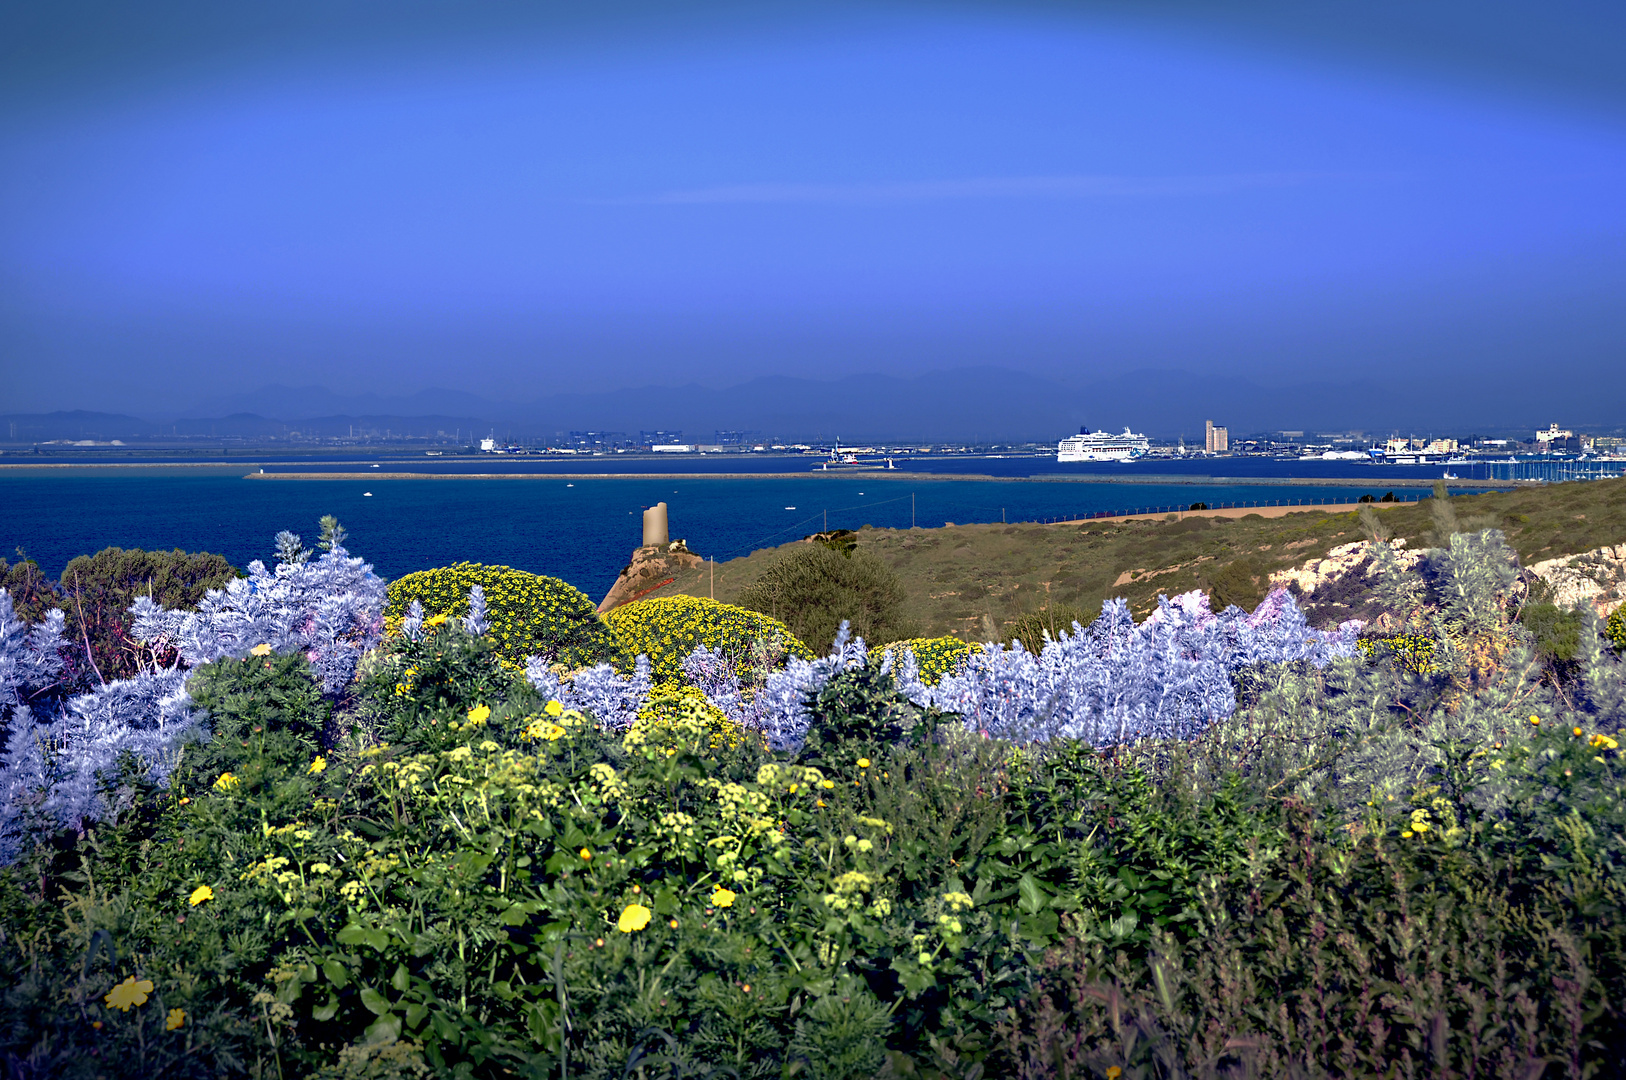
[1270,539,1424,598]
[1527,544,1626,616]
[598,540,705,614]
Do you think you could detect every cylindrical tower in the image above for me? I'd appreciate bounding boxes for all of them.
[642,502,669,547]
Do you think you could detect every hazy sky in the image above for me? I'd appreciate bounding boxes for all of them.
[4,1,1625,418]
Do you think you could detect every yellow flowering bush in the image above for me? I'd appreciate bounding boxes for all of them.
[624,684,746,756]
[1356,633,1436,674]
[605,595,811,684]
[870,636,982,685]
[386,562,622,668]
[1602,604,1626,652]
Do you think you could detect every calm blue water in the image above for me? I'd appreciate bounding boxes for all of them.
[0,467,1447,600]
[9,448,1512,483]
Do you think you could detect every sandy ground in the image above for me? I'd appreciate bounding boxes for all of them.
[1069,501,1410,525]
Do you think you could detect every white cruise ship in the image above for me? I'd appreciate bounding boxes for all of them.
[1057,427,1150,462]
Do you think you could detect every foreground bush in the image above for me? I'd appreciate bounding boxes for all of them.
[605,594,811,684]
[1009,731,1626,1077]
[386,561,620,669]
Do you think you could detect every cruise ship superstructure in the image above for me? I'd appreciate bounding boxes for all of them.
[1057,427,1150,462]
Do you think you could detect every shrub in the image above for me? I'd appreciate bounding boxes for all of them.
[737,544,917,651]
[1356,632,1437,673]
[1521,601,1583,664]
[625,683,745,756]
[1606,605,1626,651]
[386,562,620,670]
[870,636,981,685]
[1202,554,1268,612]
[58,547,239,682]
[909,589,1360,747]
[1001,606,1092,654]
[0,553,64,625]
[606,595,811,684]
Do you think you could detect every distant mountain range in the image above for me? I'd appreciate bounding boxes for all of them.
[0,367,1587,443]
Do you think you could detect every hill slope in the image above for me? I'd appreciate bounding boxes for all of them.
[637,478,1626,644]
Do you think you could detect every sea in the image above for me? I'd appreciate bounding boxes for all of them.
[0,452,1500,600]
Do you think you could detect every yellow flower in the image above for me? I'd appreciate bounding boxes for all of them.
[307,756,327,774]
[1107,1069,1122,1080]
[165,1008,186,1031]
[1590,733,1619,750]
[857,758,871,769]
[213,772,239,792]
[1574,727,1585,737]
[712,887,737,908]
[580,847,593,861]
[669,918,679,929]
[545,700,564,717]
[618,903,652,933]
[250,643,272,657]
[1530,715,1541,725]
[189,885,214,906]
[104,976,155,1012]
[423,613,449,627]
[467,704,491,724]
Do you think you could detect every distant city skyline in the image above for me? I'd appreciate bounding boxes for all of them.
[5,2,1626,420]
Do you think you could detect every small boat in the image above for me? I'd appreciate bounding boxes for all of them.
[363,492,373,497]
[1442,472,1458,480]
[370,464,380,468]
[566,482,574,487]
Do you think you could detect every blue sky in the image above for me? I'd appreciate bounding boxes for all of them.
[3,1,1625,421]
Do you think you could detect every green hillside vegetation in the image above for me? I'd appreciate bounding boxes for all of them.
[645,478,1626,642]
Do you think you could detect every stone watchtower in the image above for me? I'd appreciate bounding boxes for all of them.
[598,501,704,613]
[643,502,669,547]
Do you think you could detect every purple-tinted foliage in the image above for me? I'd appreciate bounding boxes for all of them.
[131,543,386,693]
[463,584,491,637]
[0,668,206,863]
[914,588,1359,746]
[523,654,653,733]
[1,537,388,864]
[674,624,868,751]
[0,588,69,724]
